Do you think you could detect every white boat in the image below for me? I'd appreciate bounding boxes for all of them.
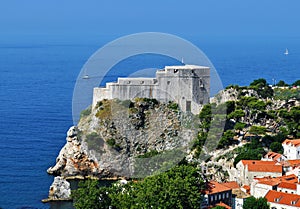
[284,48,289,55]
[82,69,89,79]
[82,75,89,79]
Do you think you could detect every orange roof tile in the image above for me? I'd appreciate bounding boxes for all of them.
[215,202,232,209]
[280,174,299,183]
[265,190,300,207]
[221,181,240,189]
[278,182,297,190]
[282,139,300,147]
[247,163,282,173]
[203,181,232,194]
[286,160,300,168]
[264,152,283,161]
[255,174,298,185]
[242,185,250,194]
[241,160,278,166]
[258,180,280,186]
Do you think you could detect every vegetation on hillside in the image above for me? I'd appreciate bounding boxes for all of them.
[72,165,204,209]
[194,78,299,167]
[72,78,299,208]
[243,197,270,209]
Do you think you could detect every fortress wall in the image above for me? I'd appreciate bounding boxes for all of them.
[110,84,157,100]
[118,77,155,85]
[93,87,111,107]
[92,65,210,115]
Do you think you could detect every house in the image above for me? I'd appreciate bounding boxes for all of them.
[262,151,287,163]
[236,160,283,185]
[241,185,250,195]
[251,174,299,198]
[231,187,250,209]
[251,178,279,198]
[284,160,300,173]
[277,182,297,194]
[201,181,232,209]
[265,190,300,209]
[282,139,300,160]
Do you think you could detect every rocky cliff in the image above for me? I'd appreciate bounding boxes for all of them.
[48,98,198,183]
[46,85,300,199]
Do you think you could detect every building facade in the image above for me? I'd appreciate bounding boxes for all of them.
[236,160,283,185]
[262,152,287,163]
[265,190,300,209]
[201,181,232,209]
[282,139,300,160]
[93,65,210,115]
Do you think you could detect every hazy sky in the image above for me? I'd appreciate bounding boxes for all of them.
[1,0,300,40]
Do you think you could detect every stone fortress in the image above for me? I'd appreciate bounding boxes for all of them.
[93,65,210,115]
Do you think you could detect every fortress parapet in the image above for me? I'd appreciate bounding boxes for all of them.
[93,65,210,114]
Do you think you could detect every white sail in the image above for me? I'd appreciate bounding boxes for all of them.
[284,48,289,55]
[82,68,89,79]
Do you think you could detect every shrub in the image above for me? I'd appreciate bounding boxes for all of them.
[80,106,92,118]
[249,126,266,135]
[137,150,159,158]
[234,122,246,130]
[167,101,179,112]
[106,138,116,147]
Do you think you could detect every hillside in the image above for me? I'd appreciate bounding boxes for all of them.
[46,78,300,201]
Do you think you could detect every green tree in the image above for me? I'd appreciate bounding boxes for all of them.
[233,138,266,167]
[212,206,226,209]
[279,106,300,137]
[243,197,270,209]
[249,126,266,135]
[250,78,267,87]
[72,180,114,209]
[217,130,235,149]
[276,80,288,87]
[227,109,245,121]
[292,80,300,86]
[270,142,283,154]
[249,78,273,98]
[234,122,246,130]
[225,101,236,115]
[72,165,205,209]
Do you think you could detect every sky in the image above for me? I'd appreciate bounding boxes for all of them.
[1,0,300,42]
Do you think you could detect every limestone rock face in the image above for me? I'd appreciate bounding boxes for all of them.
[48,176,71,200]
[48,99,197,179]
[47,126,101,177]
[210,88,238,105]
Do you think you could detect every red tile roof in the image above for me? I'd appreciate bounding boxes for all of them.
[280,174,299,183]
[286,160,300,168]
[242,185,250,194]
[258,180,279,186]
[257,173,296,180]
[241,160,282,173]
[265,190,300,207]
[282,139,300,147]
[215,202,232,209]
[278,182,297,190]
[203,181,232,194]
[221,181,240,189]
[264,152,283,161]
[254,174,298,188]
[241,160,278,166]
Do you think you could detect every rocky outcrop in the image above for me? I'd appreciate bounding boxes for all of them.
[47,126,101,177]
[210,87,239,105]
[48,99,197,180]
[49,177,71,200]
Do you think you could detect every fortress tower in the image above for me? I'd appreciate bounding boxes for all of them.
[93,65,210,115]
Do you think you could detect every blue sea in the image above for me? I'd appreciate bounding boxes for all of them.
[0,35,299,209]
